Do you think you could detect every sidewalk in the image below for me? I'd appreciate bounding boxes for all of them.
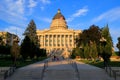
[76,61,114,80]
[6,60,116,80]
[6,61,44,80]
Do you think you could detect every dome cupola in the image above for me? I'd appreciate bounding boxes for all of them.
[50,9,68,29]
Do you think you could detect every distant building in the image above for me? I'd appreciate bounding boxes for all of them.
[36,9,82,53]
[0,31,19,46]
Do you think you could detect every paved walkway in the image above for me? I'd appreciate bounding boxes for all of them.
[6,59,116,80]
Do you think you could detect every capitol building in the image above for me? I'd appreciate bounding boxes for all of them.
[36,9,82,53]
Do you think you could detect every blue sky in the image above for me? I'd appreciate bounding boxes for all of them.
[0,0,120,51]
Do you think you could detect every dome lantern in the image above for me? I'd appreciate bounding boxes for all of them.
[50,9,68,29]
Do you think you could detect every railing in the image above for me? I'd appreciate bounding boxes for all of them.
[105,64,120,80]
[40,60,48,80]
[68,59,80,80]
[0,66,16,80]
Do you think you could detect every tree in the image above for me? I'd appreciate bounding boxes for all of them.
[76,25,101,60]
[76,25,101,47]
[0,36,11,56]
[21,20,40,60]
[116,37,120,56]
[83,43,90,59]
[23,20,39,46]
[91,41,98,61]
[71,47,80,59]
[99,25,113,67]
[20,36,32,60]
[0,36,3,45]
[101,25,113,59]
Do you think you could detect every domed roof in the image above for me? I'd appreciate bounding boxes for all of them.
[53,9,65,20]
[50,9,68,29]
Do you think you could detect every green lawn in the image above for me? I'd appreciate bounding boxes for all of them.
[80,60,120,68]
[0,56,47,68]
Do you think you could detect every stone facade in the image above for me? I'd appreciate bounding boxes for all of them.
[0,31,18,46]
[36,9,82,53]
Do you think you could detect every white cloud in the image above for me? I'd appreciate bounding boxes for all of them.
[67,7,88,22]
[37,17,52,23]
[40,0,51,4]
[6,0,24,15]
[28,0,37,8]
[42,18,51,23]
[0,0,27,26]
[92,7,120,23]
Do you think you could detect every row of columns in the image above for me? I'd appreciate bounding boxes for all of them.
[38,34,74,48]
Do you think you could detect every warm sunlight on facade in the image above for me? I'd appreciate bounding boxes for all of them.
[36,9,82,52]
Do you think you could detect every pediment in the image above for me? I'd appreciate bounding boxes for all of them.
[43,28,74,33]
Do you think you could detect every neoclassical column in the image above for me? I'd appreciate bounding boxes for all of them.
[44,35,45,47]
[48,34,50,47]
[68,35,70,48]
[56,35,57,48]
[60,35,62,48]
[72,34,74,48]
[52,35,54,47]
[64,35,66,47]
[41,35,43,47]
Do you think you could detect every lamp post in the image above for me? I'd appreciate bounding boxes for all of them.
[100,37,107,68]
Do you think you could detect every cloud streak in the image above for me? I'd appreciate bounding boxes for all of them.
[92,7,120,23]
[28,0,37,8]
[0,0,27,26]
[42,18,51,23]
[67,7,88,22]
[40,0,51,4]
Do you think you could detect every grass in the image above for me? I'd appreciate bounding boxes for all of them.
[0,56,47,68]
[79,60,120,68]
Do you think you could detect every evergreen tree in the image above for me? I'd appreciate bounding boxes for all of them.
[24,20,39,46]
[21,20,41,60]
[20,36,31,60]
[101,25,113,59]
[99,24,113,67]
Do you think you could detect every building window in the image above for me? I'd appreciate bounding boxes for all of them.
[50,35,52,38]
[46,39,48,42]
[58,35,60,38]
[45,35,48,38]
[50,39,52,42]
[45,44,48,46]
[70,40,72,42]
[39,35,41,39]
[54,35,56,38]
[58,44,60,46]
[66,35,68,38]
[58,39,60,42]
[53,44,56,46]
[49,44,52,46]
